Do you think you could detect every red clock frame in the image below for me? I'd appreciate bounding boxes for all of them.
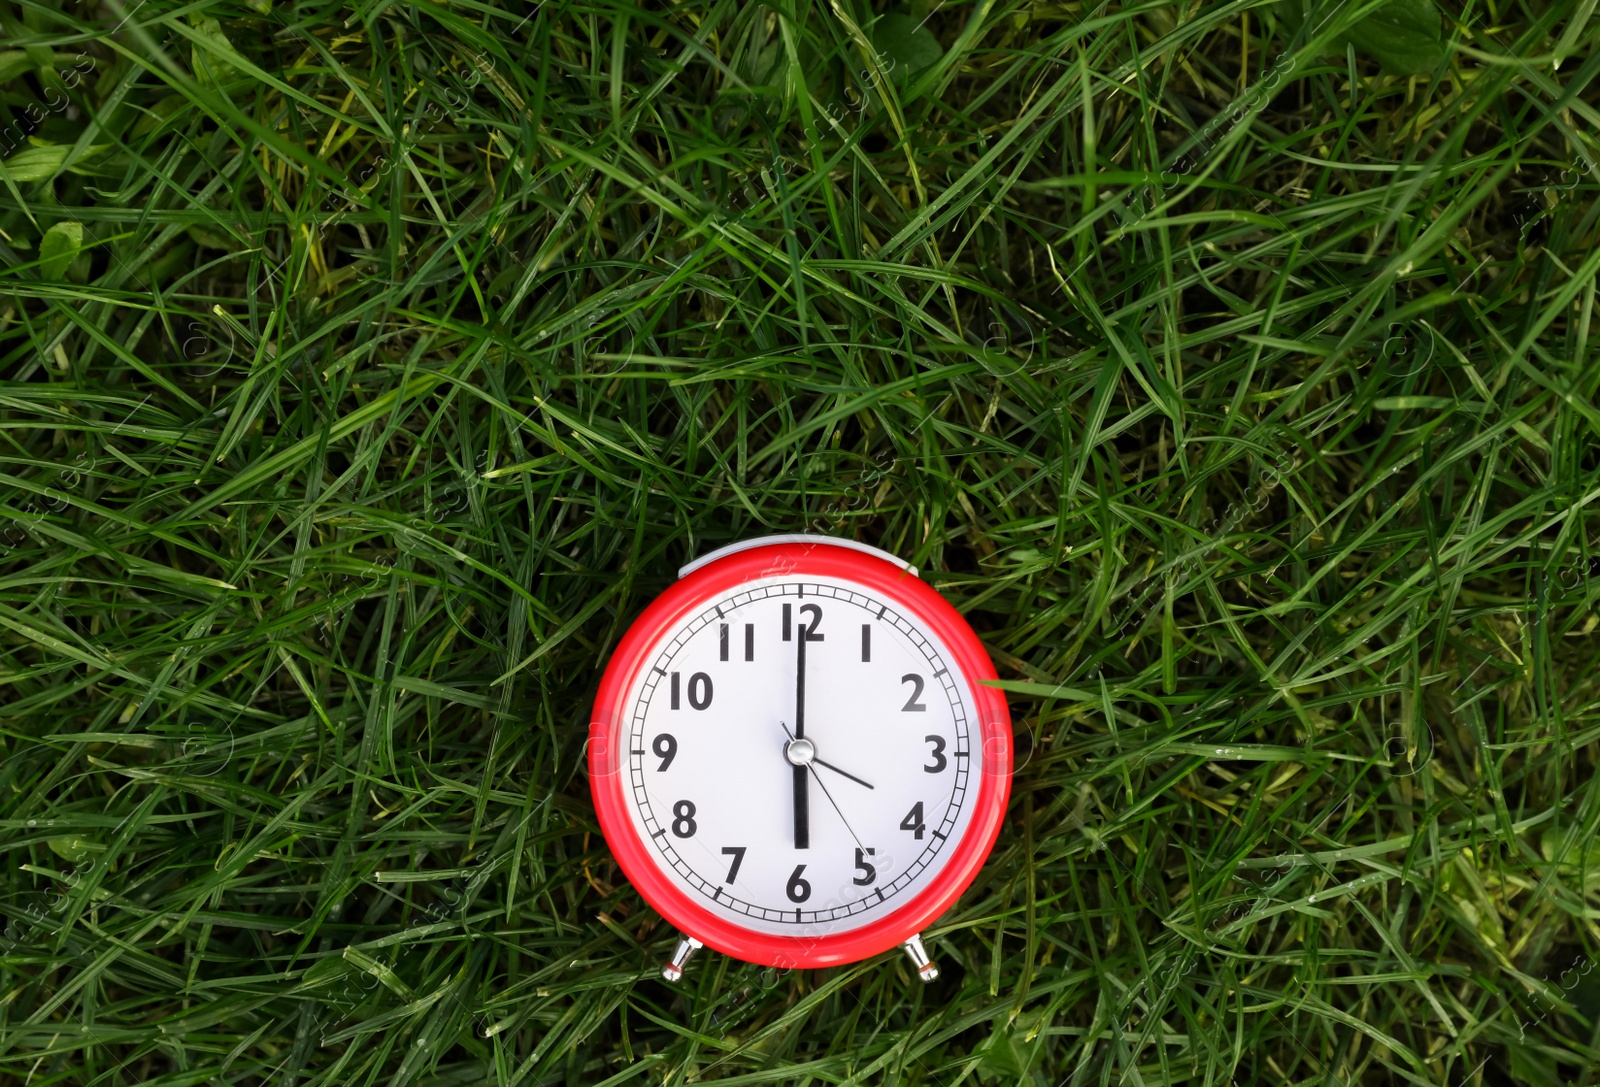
[588,539,1012,970]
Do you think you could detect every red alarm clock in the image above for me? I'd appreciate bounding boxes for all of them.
[588,535,1011,981]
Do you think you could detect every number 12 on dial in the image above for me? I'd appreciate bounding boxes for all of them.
[589,535,1012,982]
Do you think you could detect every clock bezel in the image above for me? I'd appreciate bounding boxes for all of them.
[589,538,1012,969]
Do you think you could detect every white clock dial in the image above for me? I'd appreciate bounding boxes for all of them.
[621,575,983,937]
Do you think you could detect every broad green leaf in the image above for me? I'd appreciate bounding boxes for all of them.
[0,50,34,84]
[740,40,782,87]
[975,1019,1043,1080]
[1541,828,1600,887]
[187,224,246,252]
[1277,0,1446,75]
[17,7,53,76]
[0,50,98,85]
[873,13,943,82]
[47,836,102,862]
[1,141,71,183]
[190,16,245,86]
[1439,848,1508,956]
[131,94,190,139]
[38,220,82,280]
[1540,828,1600,867]
[0,141,113,183]
[976,1029,1027,1079]
[1509,1048,1563,1087]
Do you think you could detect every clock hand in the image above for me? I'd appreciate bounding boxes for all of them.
[794,621,805,741]
[812,756,874,790]
[793,629,809,849]
[781,722,868,852]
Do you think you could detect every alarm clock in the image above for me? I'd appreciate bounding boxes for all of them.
[588,535,1012,981]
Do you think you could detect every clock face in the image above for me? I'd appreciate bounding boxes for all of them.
[618,575,984,938]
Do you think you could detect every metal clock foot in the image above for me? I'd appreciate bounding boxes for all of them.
[901,933,939,982]
[661,935,703,982]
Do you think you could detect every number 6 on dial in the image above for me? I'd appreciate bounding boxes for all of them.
[589,535,1013,982]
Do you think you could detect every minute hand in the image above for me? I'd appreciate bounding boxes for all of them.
[793,627,809,849]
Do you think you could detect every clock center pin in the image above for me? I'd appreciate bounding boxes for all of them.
[784,737,816,767]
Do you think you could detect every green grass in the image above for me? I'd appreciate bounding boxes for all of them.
[1,0,1598,1082]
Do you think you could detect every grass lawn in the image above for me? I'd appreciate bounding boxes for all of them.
[1,0,1598,1082]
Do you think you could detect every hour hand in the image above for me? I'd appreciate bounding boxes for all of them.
[780,730,812,851]
[792,762,809,849]
[781,723,869,851]
[814,756,873,790]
